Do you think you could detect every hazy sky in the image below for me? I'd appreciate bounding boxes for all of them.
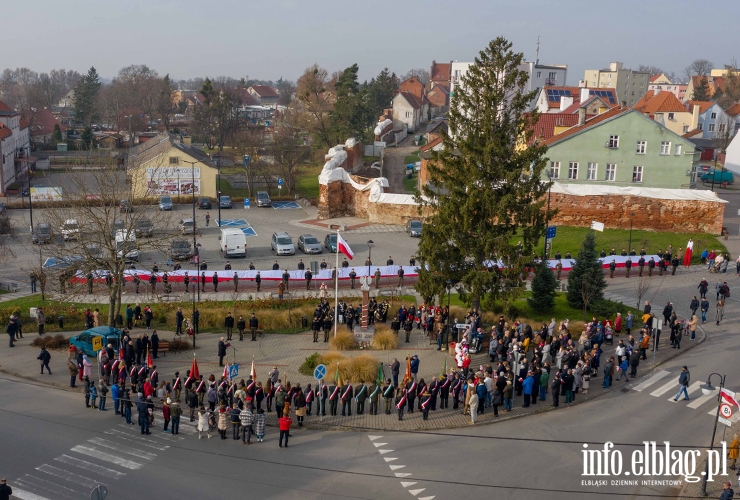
[3,0,737,83]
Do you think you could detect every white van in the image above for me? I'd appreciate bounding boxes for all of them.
[115,229,139,262]
[220,228,247,258]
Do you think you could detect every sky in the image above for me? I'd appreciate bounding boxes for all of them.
[2,0,738,84]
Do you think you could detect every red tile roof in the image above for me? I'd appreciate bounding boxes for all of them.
[540,106,630,146]
[25,107,67,137]
[633,90,687,115]
[682,128,702,138]
[420,136,443,152]
[431,62,451,83]
[526,113,580,145]
[249,85,278,97]
[19,120,29,129]
[397,91,421,110]
[649,74,661,83]
[0,100,13,112]
[685,100,714,115]
[725,103,740,117]
[427,86,448,107]
[0,125,12,140]
[236,88,260,106]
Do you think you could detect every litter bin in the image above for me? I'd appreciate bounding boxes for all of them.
[58,316,64,329]
[302,316,308,328]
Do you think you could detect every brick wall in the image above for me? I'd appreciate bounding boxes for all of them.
[549,192,724,234]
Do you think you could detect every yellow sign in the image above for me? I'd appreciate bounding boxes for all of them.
[92,336,103,352]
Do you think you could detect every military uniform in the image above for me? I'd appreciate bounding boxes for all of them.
[625,258,632,278]
[323,314,332,342]
[609,260,616,278]
[340,383,353,416]
[556,261,562,280]
[349,270,356,289]
[255,272,261,292]
[305,270,312,290]
[311,317,321,342]
[382,382,394,414]
[374,269,381,289]
[648,258,655,276]
[354,382,367,414]
[671,256,679,275]
[638,257,645,277]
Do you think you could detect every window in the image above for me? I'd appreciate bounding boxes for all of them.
[587,162,598,180]
[626,74,630,79]
[605,164,616,181]
[537,71,541,78]
[636,140,647,154]
[548,71,556,80]
[608,135,619,148]
[708,124,715,132]
[609,74,612,79]
[568,162,579,180]
[632,166,643,183]
[624,91,628,96]
[719,124,726,133]
[660,141,670,155]
[549,161,560,179]
[668,112,675,120]
[711,112,717,119]
[675,144,682,155]
[607,83,611,87]
[169,157,179,165]
[699,123,703,130]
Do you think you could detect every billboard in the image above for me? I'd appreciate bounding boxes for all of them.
[147,179,200,196]
[30,187,63,202]
[145,167,200,180]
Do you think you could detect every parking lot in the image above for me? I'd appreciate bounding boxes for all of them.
[0,199,421,284]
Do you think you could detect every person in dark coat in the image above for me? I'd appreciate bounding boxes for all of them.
[237,315,246,341]
[151,331,159,359]
[37,346,51,374]
[175,308,184,336]
[218,337,227,367]
[224,312,235,341]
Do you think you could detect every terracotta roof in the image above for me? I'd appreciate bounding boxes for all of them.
[633,90,687,115]
[396,91,421,110]
[0,125,12,140]
[431,62,451,83]
[527,113,582,144]
[0,100,13,112]
[249,85,279,97]
[235,88,260,106]
[682,128,703,138]
[19,120,29,129]
[25,108,67,137]
[724,103,740,117]
[540,106,631,147]
[420,136,443,152]
[427,86,448,107]
[649,74,661,83]
[685,100,714,115]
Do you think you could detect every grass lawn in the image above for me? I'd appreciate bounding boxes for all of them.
[403,175,417,193]
[403,151,420,164]
[295,165,322,200]
[531,227,727,262]
[219,166,244,175]
[217,178,249,199]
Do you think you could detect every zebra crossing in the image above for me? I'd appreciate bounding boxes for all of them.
[10,422,174,500]
[630,369,739,423]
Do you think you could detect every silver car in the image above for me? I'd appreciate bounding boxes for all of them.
[159,195,173,211]
[271,231,295,255]
[297,234,322,254]
[179,218,195,235]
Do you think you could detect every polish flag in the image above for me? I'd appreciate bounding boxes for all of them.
[337,233,354,260]
[250,358,257,381]
[721,388,739,408]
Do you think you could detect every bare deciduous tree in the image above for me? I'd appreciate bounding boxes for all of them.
[684,58,714,81]
[229,126,266,198]
[402,68,430,85]
[634,276,652,310]
[296,64,334,149]
[270,106,310,194]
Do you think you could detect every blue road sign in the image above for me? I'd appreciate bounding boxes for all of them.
[314,364,327,380]
[546,226,557,239]
[229,364,239,378]
[272,201,300,209]
[244,198,251,209]
[278,177,284,186]
[243,155,250,166]
[216,219,248,227]
[239,227,258,237]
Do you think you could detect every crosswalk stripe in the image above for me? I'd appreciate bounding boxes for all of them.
[418,496,436,500]
[36,464,100,490]
[668,382,702,402]
[389,465,406,470]
[54,455,126,480]
[368,435,383,440]
[70,445,143,470]
[16,475,81,500]
[632,370,671,392]
[401,482,417,487]
[104,430,169,450]
[373,442,388,447]
[87,438,156,460]
[688,390,717,409]
[8,487,51,500]
[117,423,182,441]
[172,424,196,434]
[650,381,679,397]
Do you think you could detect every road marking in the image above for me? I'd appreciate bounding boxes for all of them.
[87,438,156,460]
[688,390,717,409]
[8,488,51,500]
[401,482,417,487]
[36,464,100,489]
[378,449,394,454]
[650,381,679,397]
[667,382,702,402]
[16,475,80,500]
[408,488,426,496]
[368,435,383,440]
[418,496,436,500]
[373,442,387,447]
[632,370,671,391]
[71,445,143,470]
[118,424,182,441]
[384,457,398,462]
[54,455,126,480]
[389,465,406,470]
[105,430,170,450]
[395,473,412,477]
[173,424,197,434]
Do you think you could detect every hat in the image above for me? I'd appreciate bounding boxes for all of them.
[166,398,171,404]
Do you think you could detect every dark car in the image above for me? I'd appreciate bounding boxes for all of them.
[119,199,134,213]
[219,195,232,209]
[197,197,212,209]
[324,233,337,252]
[170,239,192,260]
[32,222,52,244]
[135,218,153,238]
[256,191,272,207]
[405,219,422,237]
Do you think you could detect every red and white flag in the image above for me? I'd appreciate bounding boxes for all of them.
[721,388,739,408]
[337,233,354,260]
[250,358,257,381]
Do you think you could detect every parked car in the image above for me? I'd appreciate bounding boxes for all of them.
[32,222,52,244]
[324,234,337,252]
[85,244,103,260]
[110,220,125,240]
[271,231,295,255]
[62,219,80,241]
[256,191,272,207]
[297,234,322,254]
[700,169,734,187]
[197,197,212,209]
[0,203,6,214]
[405,219,423,237]
[219,195,232,209]
[135,218,153,238]
[179,218,195,235]
[42,256,83,269]
[170,239,192,260]
[159,195,173,211]
[69,327,125,355]
[119,199,133,213]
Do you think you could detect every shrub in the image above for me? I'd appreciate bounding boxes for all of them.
[346,355,381,383]
[168,338,192,352]
[329,330,356,351]
[372,327,398,350]
[31,334,68,349]
[299,352,320,376]
[528,262,557,312]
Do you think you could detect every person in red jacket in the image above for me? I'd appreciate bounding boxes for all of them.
[162,398,171,432]
[278,412,293,448]
[614,313,623,335]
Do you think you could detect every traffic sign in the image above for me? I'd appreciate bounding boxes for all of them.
[92,336,103,352]
[720,416,733,427]
[546,226,557,239]
[314,364,327,381]
[229,364,239,378]
[244,198,250,209]
[278,178,283,186]
[720,403,733,418]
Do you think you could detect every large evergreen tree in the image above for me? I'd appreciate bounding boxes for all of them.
[73,66,101,128]
[528,262,558,312]
[328,64,364,143]
[565,231,608,312]
[692,77,711,101]
[416,37,551,309]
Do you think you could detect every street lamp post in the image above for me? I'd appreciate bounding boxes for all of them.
[445,280,453,349]
[27,168,34,233]
[367,240,374,276]
[217,173,222,228]
[700,373,727,496]
[182,159,199,348]
[628,212,635,255]
[543,171,552,259]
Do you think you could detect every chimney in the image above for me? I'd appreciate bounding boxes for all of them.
[653,88,660,96]
[578,80,587,88]
[560,95,574,111]
[609,62,624,71]
[578,107,586,126]
[580,88,590,104]
[691,104,700,131]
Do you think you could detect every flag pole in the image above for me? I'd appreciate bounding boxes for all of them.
[334,229,339,339]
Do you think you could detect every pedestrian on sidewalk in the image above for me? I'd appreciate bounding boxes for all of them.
[629,348,640,378]
[37,346,51,374]
[230,403,241,440]
[602,357,614,388]
[218,404,229,439]
[89,381,98,409]
[616,358,629,382]
[197,406,211,439]
[278,411,293,447]
[729,434,740,470]
[673,366,690,402]
[254,408,266,442]
[468,389,479,424]
[716,300,725,326]
[98,381,108,411]
[0,478,12,499]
